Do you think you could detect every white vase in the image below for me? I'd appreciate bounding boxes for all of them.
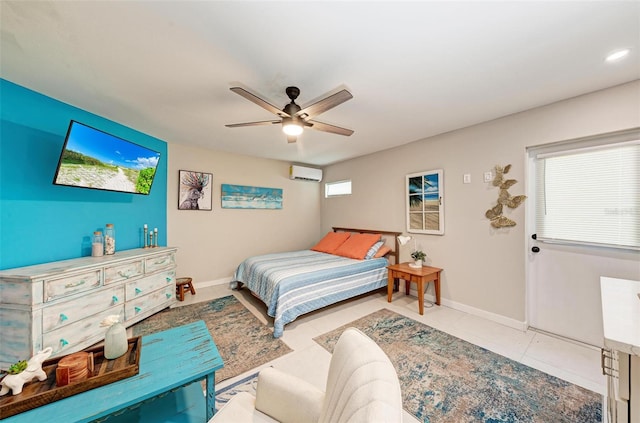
[411,259,423,268]
[104,322,128,359]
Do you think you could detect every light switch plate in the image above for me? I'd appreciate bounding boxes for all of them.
[463,174,471,184]
[484,171,493,183]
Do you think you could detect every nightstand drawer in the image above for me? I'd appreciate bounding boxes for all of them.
[391,270,416,281]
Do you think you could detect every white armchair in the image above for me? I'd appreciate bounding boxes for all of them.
[209,327,403,423]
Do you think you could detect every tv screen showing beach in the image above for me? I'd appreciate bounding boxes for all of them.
[53,121,161,195]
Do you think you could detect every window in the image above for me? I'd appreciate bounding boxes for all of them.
[534,139,639,249]
[406,169,444,235]
[325,180,352,197]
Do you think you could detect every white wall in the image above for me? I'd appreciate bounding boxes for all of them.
[167,143,322,284]
[321,80,640,325]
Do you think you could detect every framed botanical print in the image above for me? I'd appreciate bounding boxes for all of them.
[178,170,212,210]
[406,169,444,235]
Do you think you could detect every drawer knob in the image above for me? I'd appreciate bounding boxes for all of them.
[135,288,142,294]
[166,277,172,283]
[60,313,68,322]
[112,296,119,303]
[60,339,69,347]
[135,306,142,313]
[166,293,172,299]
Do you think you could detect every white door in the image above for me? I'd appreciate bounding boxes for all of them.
[525,130,640,347]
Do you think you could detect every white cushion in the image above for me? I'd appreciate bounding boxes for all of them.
[209,391,278,423]
[255,367,324,423]
[319,328,403,423]
[210,328,402,423]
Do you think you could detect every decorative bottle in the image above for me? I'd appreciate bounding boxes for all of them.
[102,315,128,359]
[104,224,115,255]
[91,231,104,257]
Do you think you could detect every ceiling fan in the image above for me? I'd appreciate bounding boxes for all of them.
[225,86,354,143]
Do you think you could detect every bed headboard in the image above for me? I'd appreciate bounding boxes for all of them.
[332,227,403,264]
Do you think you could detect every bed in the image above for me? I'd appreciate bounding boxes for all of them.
[232,227,401,338]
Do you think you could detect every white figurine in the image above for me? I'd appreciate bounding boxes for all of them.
[1,347,53,395]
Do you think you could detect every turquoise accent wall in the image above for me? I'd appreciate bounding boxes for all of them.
[0,79,168,269]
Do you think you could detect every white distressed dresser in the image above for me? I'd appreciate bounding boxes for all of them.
[0,247,177,369]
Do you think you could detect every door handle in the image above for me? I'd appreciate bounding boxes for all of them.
[531,246,540,253]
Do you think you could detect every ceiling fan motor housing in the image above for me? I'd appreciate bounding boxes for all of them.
[285,86,300,101]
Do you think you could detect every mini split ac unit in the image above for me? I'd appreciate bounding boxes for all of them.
[289,165,323,182]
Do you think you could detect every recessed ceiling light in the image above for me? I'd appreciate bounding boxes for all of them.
[605,49,630,62]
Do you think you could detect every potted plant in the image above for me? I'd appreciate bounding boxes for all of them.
[411,250,426,267]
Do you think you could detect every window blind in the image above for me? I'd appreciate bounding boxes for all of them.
[534,142,639,249]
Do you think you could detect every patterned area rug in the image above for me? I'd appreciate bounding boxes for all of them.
[215,371,260,410]
[132,295,292,382]
[313,309,602,423]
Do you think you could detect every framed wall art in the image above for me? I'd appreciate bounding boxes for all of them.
[178,170,212,210]
[221,184,283,209]
[406,169,444,235]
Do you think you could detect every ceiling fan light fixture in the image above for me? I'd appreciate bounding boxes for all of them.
[282,118,303,136]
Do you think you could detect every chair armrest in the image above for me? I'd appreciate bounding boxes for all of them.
[255,367,324,423]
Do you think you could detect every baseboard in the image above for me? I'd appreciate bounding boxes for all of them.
[409,288,527,332]
[194,277,232,289]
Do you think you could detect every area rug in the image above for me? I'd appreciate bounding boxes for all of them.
[313,309,602,423]
[215,371,260,410]
[132,295,292,382]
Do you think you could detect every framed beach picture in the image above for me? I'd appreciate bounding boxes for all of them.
[221,184,283,209]
[178,170,212,210]
[406,169,444,235]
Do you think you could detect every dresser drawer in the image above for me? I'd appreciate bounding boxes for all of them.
[145,252,176,273]
[43,305,124,356]
[44,269,102,302]
[125,285,174,321]
[105,260,143,284]
[42,285,125,333]
[125,270,175,300]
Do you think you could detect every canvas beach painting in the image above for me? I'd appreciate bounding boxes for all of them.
[221,184,283,209]
[179,170,212,210]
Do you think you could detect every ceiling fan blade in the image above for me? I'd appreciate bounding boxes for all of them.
[308,120,354,136]
[287,135,297,143]
[225,120,280,128]
[296,89,353,119]
[230,87,290,118]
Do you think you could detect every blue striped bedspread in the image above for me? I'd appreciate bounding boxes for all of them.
[233,250,388,338]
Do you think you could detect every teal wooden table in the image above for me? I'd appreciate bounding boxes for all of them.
[3,320,224,422]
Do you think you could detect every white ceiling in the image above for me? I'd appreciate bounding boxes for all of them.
[2,1,639,166]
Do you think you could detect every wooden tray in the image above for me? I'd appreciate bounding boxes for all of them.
[0,337,141,419]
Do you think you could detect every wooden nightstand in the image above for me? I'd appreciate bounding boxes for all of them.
[387,263,443,315]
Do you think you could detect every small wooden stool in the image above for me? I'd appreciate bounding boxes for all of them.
[175,277,196,301]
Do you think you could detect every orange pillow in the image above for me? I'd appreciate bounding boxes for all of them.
[311,231,351,254]
[374,245,391,258]
[334,233,381,259]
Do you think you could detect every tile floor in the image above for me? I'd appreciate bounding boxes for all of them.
[178,284,606,423]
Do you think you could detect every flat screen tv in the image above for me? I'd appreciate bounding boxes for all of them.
[53,120,161,195]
